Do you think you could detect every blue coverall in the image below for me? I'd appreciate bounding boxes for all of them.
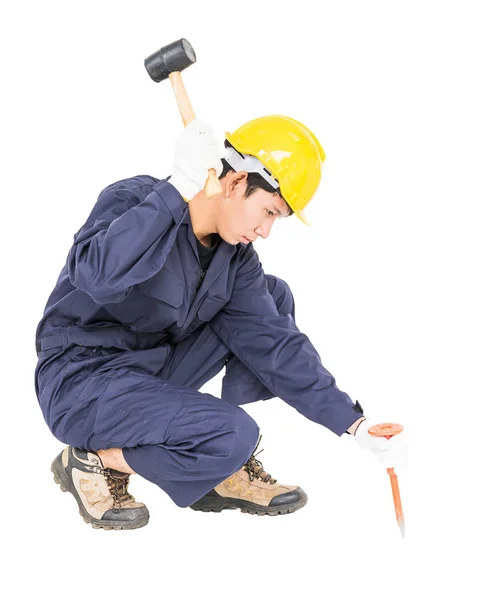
[35,175,363,507]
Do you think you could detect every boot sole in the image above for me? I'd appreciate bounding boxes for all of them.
[190,492,308,516]
[51,453,149,531]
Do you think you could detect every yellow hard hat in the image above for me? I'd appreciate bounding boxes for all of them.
[225,115,326,225]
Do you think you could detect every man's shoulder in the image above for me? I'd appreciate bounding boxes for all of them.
[94,174,168,213]
[233,240,264,275]
[80,175,165,229]
[237,240,258,259]
[98,174,162,197]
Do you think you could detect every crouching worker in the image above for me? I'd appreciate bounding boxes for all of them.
[34,116,407,529]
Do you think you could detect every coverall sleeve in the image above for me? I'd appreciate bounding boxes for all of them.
[66,180,183,304]
[210,244,363,436]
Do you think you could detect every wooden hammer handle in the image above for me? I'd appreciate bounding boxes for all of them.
[168,71,222,198]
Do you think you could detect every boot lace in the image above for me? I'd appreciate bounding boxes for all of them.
[243,435,277,484]
[102,470,134,513]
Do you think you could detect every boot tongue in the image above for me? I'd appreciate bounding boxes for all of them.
[255,466,277,484]
[245,457,277,484]
[245,436,278,484]
[105,469,134,506]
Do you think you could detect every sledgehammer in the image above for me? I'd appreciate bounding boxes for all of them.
[144,38,222,198]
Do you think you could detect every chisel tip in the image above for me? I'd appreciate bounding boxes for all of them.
[399,522,405,538]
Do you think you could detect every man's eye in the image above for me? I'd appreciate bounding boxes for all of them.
[266,209,274,216]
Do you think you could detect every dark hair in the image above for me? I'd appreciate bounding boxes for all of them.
[220,140,294,216]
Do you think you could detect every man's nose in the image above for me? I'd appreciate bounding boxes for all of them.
[255,220,273,239]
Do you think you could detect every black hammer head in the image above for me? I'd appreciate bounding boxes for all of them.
[144,38,196,82]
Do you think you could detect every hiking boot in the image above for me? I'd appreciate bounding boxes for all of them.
[51,446,149,530]
[190,436,307,516]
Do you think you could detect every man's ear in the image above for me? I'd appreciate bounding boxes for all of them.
[226,171,248,195]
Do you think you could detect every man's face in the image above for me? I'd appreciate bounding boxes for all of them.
[217,172,291,245]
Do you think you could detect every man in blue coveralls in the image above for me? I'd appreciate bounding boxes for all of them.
[35,116,407,530]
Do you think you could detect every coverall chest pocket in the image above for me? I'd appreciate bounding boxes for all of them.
[197,294,227,322]
[138,269,185,308]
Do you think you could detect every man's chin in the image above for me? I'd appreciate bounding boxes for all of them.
[219,233,242,246]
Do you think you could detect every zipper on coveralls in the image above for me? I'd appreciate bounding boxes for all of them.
[196,269,206,291]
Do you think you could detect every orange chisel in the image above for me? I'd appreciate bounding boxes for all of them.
[368,423,405,538]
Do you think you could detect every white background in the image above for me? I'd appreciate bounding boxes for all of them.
[2,0,499,598]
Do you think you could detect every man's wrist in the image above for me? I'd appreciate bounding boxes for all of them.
[347,417,366,435]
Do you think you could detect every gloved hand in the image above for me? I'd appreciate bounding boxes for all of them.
[168,120,223,201]
[354,419,408,472]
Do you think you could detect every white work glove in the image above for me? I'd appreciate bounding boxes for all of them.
[168,120,223,201]
[354,419,408,472]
